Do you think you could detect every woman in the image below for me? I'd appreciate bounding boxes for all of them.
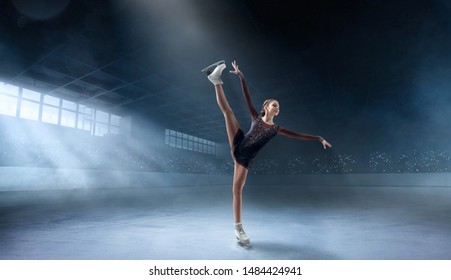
[202,60,332,245]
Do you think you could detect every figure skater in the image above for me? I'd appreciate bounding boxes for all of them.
[202,60,332,245]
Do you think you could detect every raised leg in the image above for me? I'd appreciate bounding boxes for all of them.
[214,84,240,149]
[204,62,240,149]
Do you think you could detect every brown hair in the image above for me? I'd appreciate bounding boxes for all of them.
[260,99,278,117]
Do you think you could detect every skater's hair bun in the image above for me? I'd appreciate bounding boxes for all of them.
[261,99,277,117]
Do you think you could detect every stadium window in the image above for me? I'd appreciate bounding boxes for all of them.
[60,100,77,128]
[42,95,60,125]
[1,80,122,137]
[83,119,92,132]
[20,99,40,121]
[164,129,216,155]
[95,110,109,123]
[62,100,76,111]
[94,122,108,136]
[170,135,176,147]
[110,114,121,135]
[42,105,59,124]
[19,88,41,121]
[165,129,169,144]
[78,104,93,132]
[0,83,19,96]
[78,105,93,116]
[93,110,109,136]
[176,137,182,148]
[22,88,41,101]
[111,114,120,126]
[0,83,19,117]
[44,95,60,106]
[0,94,18,117]
[61,109,76,128]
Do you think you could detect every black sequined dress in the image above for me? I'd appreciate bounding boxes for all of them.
[233,116,279,168]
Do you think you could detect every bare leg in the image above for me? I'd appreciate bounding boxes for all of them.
[214,84,240,149]
[233,162,248,223]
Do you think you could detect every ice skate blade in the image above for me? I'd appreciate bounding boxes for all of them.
[237,240,251,248]
[236,236,250,246]
[201,60,225,75]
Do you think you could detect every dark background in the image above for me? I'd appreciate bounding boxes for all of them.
[1,0,451,169]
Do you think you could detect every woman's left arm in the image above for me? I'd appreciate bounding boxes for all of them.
[230,61,259,120]
[278,127,332,149]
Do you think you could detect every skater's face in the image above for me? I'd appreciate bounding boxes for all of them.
[265,100,280,117]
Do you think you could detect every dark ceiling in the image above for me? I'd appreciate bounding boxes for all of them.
[1,0,451,145]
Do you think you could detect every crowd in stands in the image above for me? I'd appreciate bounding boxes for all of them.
[1,135,450,174]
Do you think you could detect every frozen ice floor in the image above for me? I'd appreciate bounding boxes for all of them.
[1,184,450,260]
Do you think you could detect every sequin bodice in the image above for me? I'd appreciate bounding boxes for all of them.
[238,116,279,160]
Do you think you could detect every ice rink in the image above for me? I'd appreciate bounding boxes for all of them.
[1,183,450,260]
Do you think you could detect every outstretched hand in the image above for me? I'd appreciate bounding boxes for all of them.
[230,60,241,75]
[322,139,332,149]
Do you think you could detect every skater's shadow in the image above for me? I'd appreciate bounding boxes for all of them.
[239,241,338,259]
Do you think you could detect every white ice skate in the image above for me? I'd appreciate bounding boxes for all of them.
[201,60,225,75]
[235,222,250,245]
[202,60,226,86]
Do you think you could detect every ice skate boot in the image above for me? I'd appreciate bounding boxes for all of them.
[235,222,250,245]
[202,61,226,86]
[201,60,225,75]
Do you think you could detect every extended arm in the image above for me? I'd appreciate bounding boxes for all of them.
[230,61,259,120]
[278,127,332,149]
